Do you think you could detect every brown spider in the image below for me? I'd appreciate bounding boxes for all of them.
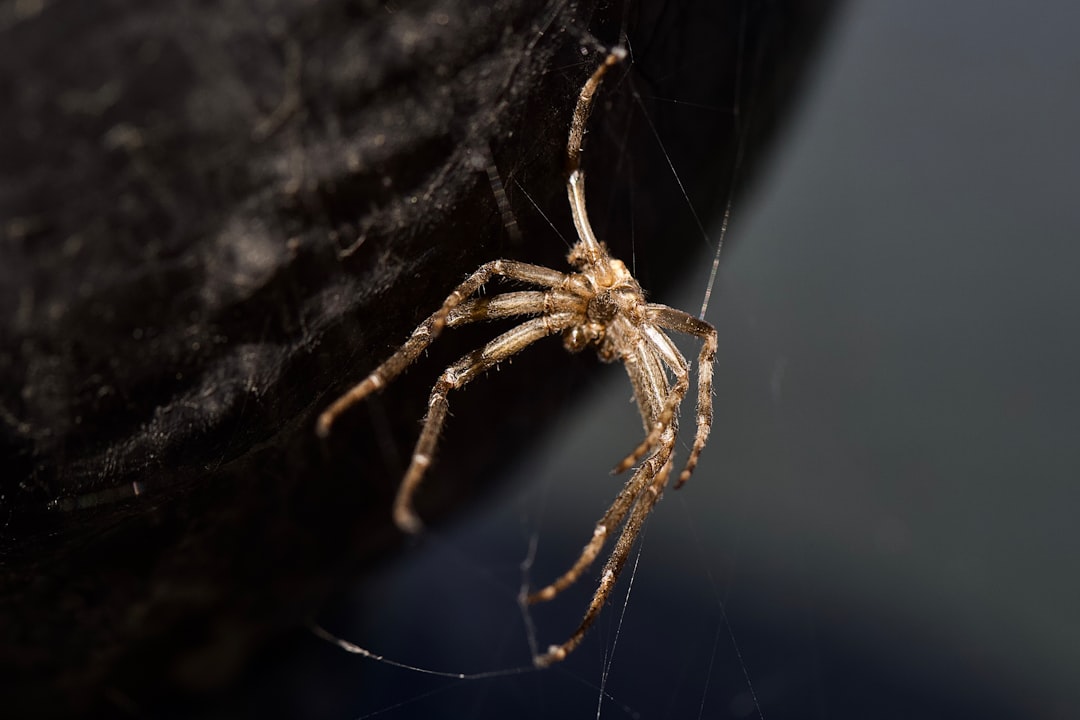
[317,47,717,667]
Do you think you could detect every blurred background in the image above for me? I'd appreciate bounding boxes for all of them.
[313,1,1080,718]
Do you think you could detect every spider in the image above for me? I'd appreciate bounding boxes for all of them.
[317,47,717,668]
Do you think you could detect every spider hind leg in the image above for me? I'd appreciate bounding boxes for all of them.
[533,442,675,668]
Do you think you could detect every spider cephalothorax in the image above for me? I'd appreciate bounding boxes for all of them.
[319,46,717,667]
[559,254,641,359]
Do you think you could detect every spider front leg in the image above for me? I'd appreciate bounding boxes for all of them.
[393,313,575,532]
[316,260,567,438]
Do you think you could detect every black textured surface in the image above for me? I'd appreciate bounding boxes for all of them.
[0,0,835,714]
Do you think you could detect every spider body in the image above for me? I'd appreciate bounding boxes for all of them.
[558,252,637,358]
[318,47,717,667]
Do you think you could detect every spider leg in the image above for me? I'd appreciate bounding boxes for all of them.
[646,305,718,488]
[316,261,569,437]
[527,342,669,602]
[611,325,691,475]
[446,290,584,327]
[566,48,626,267]
[526,454,653,604]
[393,313,575,532]
[534,432,675,667]
[567,48,626,175]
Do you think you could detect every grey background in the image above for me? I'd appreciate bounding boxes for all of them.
[326,1,1080,717]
